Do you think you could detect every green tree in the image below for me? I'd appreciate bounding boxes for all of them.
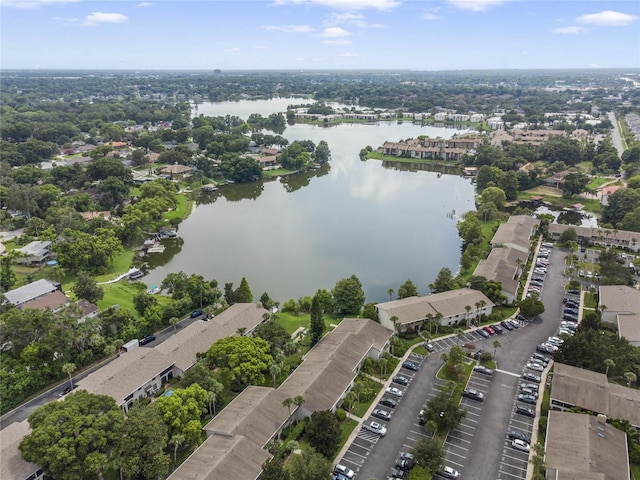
[518,296,545,319]
[19,390,124,480]
[498,170,519,201]
[603,188,640,226]
[422,390,466,433]
[558,227,578,244]
[429,267,456,293]
[260,456,291,480]
[71,271,104,303]
[331,274,365,315]
[207,336,273,387]
[481,186,507,210]
[288,446,333,480]
[309,292,325,347]
[304,410,341,458]
[562,172,590,198]
[155,384,208,447]
[412,436,445,474]
[119,403,171,480]
[314,140,331,164]
[235,276,253,303]
[0,256,17,293]
[397,279,419,299]
[253,319,290,355]
[61,362,76,390]
[493,339,502,358]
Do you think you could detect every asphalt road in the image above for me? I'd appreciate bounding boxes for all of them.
[608,111,625,158]
[337,243,570,480]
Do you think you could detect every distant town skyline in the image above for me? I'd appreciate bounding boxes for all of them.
[1,0,639,71]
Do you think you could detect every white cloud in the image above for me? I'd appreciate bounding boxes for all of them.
[255,45,267,49]
[321,27,351,37]
[54,16,81,23]
[262,24,314,33]
[576,10,637,26]
[136,2,152,7]
[0,0,79,8]
[447,0,507,12]
[226,47,242,54]
[323,39,352,45]
[324,12,384,28]
[422,13,439,20]
[587,63,601,68]
[554,26,583,34]
[84,12,128,26]
[339,51,359,57]
[273,0,399,11]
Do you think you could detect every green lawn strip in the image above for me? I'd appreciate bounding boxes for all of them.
[276,312,310,334]
[583,292,598,309]
[630,463,640,480]
[338,418,359,450]
[94,250,137,283]
[263,168,296,177]
[413,346,428,356]
[349,380,383,418]
[97,281,145,313]
[436,360,473,390]
[163,193,191,223]
[586,177,614,191]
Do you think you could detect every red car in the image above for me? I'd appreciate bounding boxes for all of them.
[483,326,496,335]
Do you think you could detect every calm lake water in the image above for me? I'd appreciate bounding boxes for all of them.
[143,99,476,304]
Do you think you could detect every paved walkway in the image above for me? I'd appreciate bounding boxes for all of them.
[97,267,139,285]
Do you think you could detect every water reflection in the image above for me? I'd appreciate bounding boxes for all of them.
[533,205,599,227]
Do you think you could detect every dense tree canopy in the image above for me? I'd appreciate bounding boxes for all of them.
[331,275,365,315]
[206,336,273,386]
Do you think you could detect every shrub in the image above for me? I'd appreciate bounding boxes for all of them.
[335,408,347,422]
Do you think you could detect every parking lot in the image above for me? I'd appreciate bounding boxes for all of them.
[336,243,571,480]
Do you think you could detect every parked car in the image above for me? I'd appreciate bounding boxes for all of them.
[333,473,349,480]
[511,438,531,452]
[364,421,387,436]
[379,398,397,409]
[508,430,531,443]
[518,393,538,405]
[334,464,355,479]
[402,361,420,371]
[483,326,496,336]
[526,362,545,372]
[139,334,156,346]
[515,405,536,418]
[386,386,403,397]
[520,388,538,397]
[501,320,514,331]
[474,365,494,376]
[437,466,460,479]
[531,353,550,363]
[389,467,407,479]
[372,408,392,421]
[395,457,414,471]
[393,375,410,386]
[424,342,435,352]
[492,324,504,334]
[520,382,538,391]
[59,384,77,397]
[508,319,520,329]
[462,388,485,402]
[477,328,490,338]
[399,452,415,466]
[190,309,204,318]
[522,372,541,383]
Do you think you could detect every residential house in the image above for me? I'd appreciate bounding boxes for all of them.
[376,288,494,332]
[598,285,640,347]
[542,170,572,189]
[3,279,61,307]
[545,411,630,480]
[0,420,45,480]
[14,241,52,266]
[75,299,99,323]
[18,290,70,313]
[550,363,640,428]
[159,164,193,181]
[599,184,625,206]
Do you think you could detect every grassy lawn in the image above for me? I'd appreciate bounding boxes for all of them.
[97,281,146,313]
[349,380,383,418]
[275,312,341,335]
[163,193,192,223]
[586,177,614,191]
[490,306,518,322]
[338,418,359,449]
[263,168,296,177]
[631,463,640,480]
[583,292,598,309]
[436,359,473,385]
[519,187,603,215]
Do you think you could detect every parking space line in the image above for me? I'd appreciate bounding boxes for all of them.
[495,369,521,377]
[498,468,526,479]
[445,448,468,458]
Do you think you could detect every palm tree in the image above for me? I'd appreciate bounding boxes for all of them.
[474,301,481,325]
[62,362,76,389]
[204,305,215,319]
[169,316,180,332]
[294,395,305,411]
[387,288,395,301]
[425,313,434,336]
[624,371,637,388]
[604,358,615,377]
[434,312,443,335]
[379,357,388,377]
[207,390,218,417]
[169,433,186,463]
[464,305,472,327]
[478,300,486,325]
[493,339,502,358]
[270,363,281,386]
[236,327,246,336]
[282,397,294,416]
[454,328,465,345]
[344,391,356,416]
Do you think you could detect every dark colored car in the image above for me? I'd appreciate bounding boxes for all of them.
[522,372,541,383]
[518,393,538,405]
[190,309,204,318]
[501,320,514,331]
[395,457,413,471]
[477,328,490,338]
[536,344,554,355]
[402,361,420,371]
[139,334,156,346]
[390,467,407,479]
[393,375,409,386]
[516,314,528,322]
[516,405,536,418]
[379,397,397,409]
[59,384,77,397]
[372,408,392,421]
[508,430,532,444]
[492,324,504,334]
[474,365,494,376]
[568,289,581,295]
[462,388,485,402]
[399,452,415,467]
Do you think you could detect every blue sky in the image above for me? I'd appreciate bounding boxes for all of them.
[1,0,639,70]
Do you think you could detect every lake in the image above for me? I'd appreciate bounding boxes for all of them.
[143,99,476,304]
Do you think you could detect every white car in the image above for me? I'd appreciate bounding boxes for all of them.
[437,465,460,478]
[512,438,531,452]
[364,421,387,436]
[386,386,403,397]
[334,464,355,479]
[526,362,545,372]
